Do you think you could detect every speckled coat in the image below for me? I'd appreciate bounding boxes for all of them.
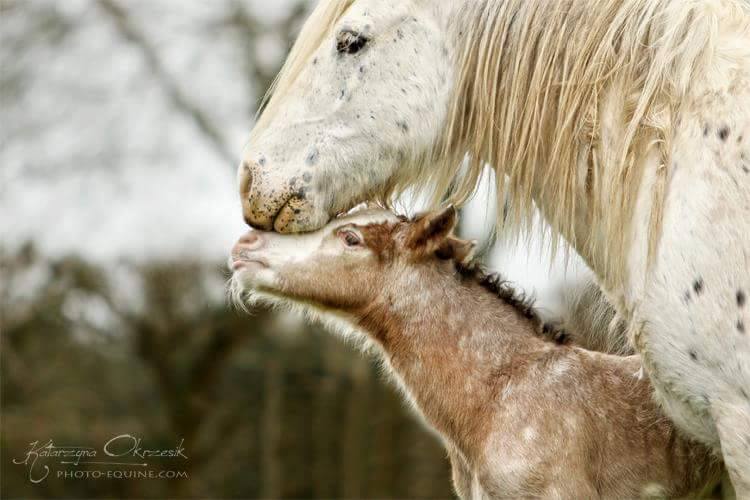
[238,0,750,491]
[231,209,724,498]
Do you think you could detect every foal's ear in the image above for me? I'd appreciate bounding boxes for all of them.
[406,205,458,251]
[437,237,477,265]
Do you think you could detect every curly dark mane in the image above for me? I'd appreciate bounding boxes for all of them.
[453,260,570,345]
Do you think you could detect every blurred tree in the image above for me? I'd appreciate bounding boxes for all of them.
[1,1,455,497]
[1,247,453,498]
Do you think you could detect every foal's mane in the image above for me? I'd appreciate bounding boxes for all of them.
[253,0,732,287]
[452,258,569,345]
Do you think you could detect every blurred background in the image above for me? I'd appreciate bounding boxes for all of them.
[0,1,590,498]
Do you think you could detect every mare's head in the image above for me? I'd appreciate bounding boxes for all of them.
[230,206,476,312]
[240,0,457,232]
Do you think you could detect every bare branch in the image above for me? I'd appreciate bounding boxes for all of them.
[98,0,236,168]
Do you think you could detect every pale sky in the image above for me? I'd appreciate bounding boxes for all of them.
[1,0,591,313]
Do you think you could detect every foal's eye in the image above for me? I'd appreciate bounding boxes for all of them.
[339,229,363,247]
[336,28,369,54]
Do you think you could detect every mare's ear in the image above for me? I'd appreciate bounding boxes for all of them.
[406,205,457,252]
[436,237,477,265]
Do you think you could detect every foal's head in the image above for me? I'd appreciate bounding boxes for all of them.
[230,206,475,312]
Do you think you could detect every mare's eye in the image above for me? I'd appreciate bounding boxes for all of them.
[336,28,369,54]
[339,229,363,247]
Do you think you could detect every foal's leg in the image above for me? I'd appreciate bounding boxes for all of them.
[447,445,473,499]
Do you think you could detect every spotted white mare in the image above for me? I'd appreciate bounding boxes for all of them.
[239,0,750,491]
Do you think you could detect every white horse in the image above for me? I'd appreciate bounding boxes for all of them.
[239,0,750,491]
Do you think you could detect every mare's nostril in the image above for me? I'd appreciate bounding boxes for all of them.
[240,161,254,195]
[239,157,282,231]
[240,159,266,229]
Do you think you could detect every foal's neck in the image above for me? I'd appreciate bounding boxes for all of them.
[356,263,548,456]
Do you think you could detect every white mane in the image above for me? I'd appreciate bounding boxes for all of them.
[252,0,743,285]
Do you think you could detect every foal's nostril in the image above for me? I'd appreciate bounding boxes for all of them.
[238,230,263,249]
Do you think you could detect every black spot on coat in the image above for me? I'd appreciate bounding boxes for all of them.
[738,289,746,308]
[693,278,704,295]
[306,148,319,166]
[718,127,730,141]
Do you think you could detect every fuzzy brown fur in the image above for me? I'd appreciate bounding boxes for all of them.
[236,208,724,497]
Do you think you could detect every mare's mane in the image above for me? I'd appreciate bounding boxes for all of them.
[252,0,730,287]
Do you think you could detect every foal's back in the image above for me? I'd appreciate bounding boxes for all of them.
[476,347,722,498]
